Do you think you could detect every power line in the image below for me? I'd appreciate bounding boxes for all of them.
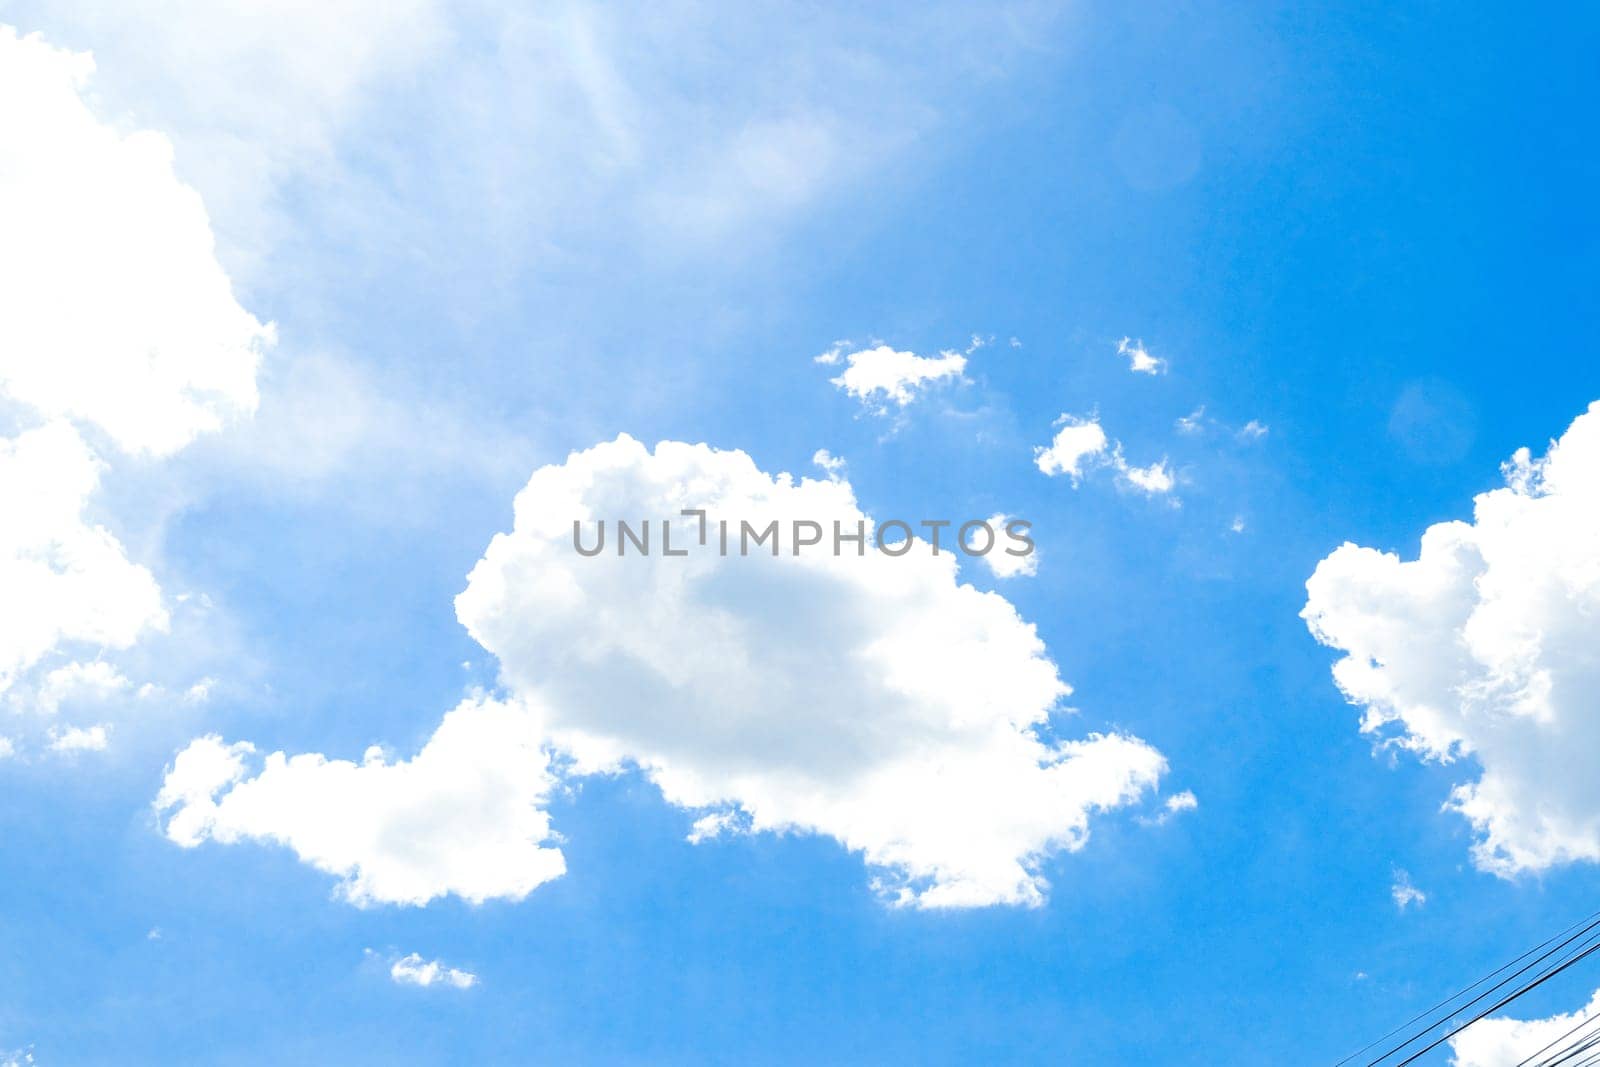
[1540,1025,1600,1067]
[1362,915,1600,1065]
[1334,908,1600,1067]
[1514,1004,1600,1066]
[1393,936,1600,1065]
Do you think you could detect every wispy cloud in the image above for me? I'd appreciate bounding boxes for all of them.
[1390,869,1426,911]
[49,724,109,753]
[1140,790,1199,826]
[389,952,478,990]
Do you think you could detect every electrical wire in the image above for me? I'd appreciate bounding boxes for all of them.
[1360,916,1600,1064]
[1393,936,1600,1065]
[1539,1027,1600,1067]
[1516,1008,1600,1067]
[1333,908,1600,1067]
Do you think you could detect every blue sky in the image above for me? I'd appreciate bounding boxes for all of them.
[2,3,1600,1063]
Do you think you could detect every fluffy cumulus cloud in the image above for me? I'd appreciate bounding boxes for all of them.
[455,435,1166,908]
[1035,415,1110,482]
[157,436,1167,908]
[1449,987,1600,1066]
[0,26,272,457]
[0,423,166,697]
[1304,401,1600,875]
[0,27,270,723]
[827,345,967,411]
[388,952,478,990]
[156,697,564,906]
[978,514,1039,579]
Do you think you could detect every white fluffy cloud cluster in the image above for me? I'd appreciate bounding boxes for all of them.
[0,27,270,457]
[1449,987,1600,1066]
[0,28,269,720]
[1304,401,1600,875]
[1035,414,1175,497]
[455,436,1166,907]
[0,425,165,694]
[162,436,1170,908]
[979,513,1039,579]
[157,696,564,907]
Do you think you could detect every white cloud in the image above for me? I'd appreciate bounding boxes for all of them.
[0,26,272,457]
[0,27,270,728]
[0,423,167,697]
[1120,458,1175,495]
[687,810,744,844]
[191,348,539,508]
[1035,415,1175,499]
[3,3,444,268]
[454,435,1167,908]
[0,738,14,760]
[1450,987,1600,1066]
[1117,337,1166,375]
[828,345,967,411]
[1139,789,1198,826]
[33,660,130,715]
[977,514,1039,579]
[1237,419,1269,441]
[389,951,478,990]
[156,696,565,907]
[811,449,847,479]
[1390,869,1426,910]
[1304,401,1600,876]
[813,340,851,366]
[158,422,1169,910]
[1173,407,1267,444]
[49,723,109,753]
[1035,415,1110,482]
[8,3,1066,270]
